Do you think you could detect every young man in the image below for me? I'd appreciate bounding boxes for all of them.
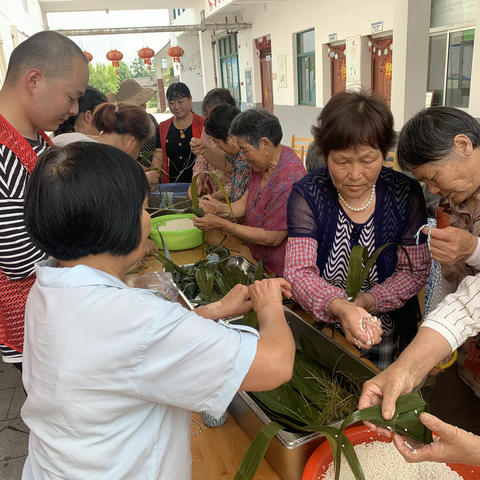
[0,31,89,371]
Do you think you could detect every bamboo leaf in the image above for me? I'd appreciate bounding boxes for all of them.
[346,245,367,300]
[204,172,236,222]
[151,252,187,277]
[157,230,172,261]
[234,422,285,480]
[191,173,200,210]
[243,310,257,328]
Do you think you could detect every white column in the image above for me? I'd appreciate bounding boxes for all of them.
[345,36,371,92]
[199,30,216,95]
[466,0,480,117]
[391,0,431,129]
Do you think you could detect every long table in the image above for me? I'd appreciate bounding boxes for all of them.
[142,231,379,479]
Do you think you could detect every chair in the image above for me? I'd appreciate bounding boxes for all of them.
[293,145,304,163]
[291,135,313,164]
[383,150,400,171]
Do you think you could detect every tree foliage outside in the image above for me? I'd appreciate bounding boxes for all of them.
[88,55,162,110]
[117,61,132,84]
[88,63,120,96]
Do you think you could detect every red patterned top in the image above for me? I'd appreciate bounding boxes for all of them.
[245,146,306,277]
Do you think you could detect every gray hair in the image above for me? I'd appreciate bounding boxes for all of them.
[398,107,480,171]
[229,108,283,148]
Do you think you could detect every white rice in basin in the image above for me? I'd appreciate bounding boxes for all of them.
[157,218,195,232]
[321,440,463,480]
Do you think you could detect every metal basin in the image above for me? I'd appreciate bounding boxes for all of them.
[228,306,377,480]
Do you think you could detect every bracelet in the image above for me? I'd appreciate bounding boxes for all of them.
[232,223,236,236]
[206,300,223,312]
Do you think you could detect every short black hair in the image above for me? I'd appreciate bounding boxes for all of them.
[229,108,283,148]
[205,104,241,142]
[166,82,191,101]
[54,86,108,136]
[202,88,236,116]
[5,31,87,84]
[312,90,396,161]
[25,143,150,261]
[398,107,480,171]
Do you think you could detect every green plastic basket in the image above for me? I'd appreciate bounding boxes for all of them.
[150,214,203,251]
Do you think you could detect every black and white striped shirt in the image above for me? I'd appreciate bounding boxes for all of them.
[0,136,49,362]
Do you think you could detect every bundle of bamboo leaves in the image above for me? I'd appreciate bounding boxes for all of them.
[235,335,433,480]
[153,236,263,328]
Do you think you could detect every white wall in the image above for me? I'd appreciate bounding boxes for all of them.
[228,0,394,109]
[0,0,47,81]
[175,32,204,105]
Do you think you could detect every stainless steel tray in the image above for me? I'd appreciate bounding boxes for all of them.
[228,306,377,480]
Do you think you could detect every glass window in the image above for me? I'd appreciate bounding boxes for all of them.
[219,35,241,109]
[446,30,474,107]
[427,33,447,106]
[431,0,477,28]
[298,56,316,104]
[298,29,315,54]
[297,30,316,105]
[161,58,167,69]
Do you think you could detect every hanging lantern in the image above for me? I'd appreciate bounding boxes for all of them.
[168,46,185,64]
[106,49,123,75]
[83,51,93,63]
[138,47,155,71]
[384,56,393,81]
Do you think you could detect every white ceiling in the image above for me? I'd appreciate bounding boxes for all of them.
[39,0,201,13]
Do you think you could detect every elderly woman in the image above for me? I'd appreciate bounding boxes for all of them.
[21,142,295,480]
[284,91,431,370]
[397,107,480,395]
[188,88,237,200]
[158,82,204,183]
[190,104,251,202]
[194,108,306,277]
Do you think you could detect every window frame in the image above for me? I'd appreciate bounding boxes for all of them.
[219,35,241,108]
[297,29,316,106]
[428,21,476,109]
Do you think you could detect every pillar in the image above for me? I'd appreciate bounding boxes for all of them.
[199,30,216,95]
[391,0,431,129]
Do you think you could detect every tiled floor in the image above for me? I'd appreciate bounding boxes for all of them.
[0,364,28,480]
[1,360,479,479]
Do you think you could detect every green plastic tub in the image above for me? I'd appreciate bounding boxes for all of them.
[150,214,203,251]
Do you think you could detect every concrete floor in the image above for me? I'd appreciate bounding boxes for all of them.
[0,362,479,479]
[0,364,28,480]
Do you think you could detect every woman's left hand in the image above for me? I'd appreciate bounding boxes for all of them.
[423,226,477,266]
[144,239,159,255]
[199,196,226,215]
[194,213,226,232]
[393,412,480,467]
[354,292,376,312]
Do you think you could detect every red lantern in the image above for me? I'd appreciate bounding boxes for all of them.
[83,51,93,63]
[138,47,155,71]
[168,46,185,64]
[106,49,123,75]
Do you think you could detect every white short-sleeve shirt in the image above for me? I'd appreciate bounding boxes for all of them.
[21,259,258,480]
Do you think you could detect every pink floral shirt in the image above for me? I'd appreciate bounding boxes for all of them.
[245,146,306,277]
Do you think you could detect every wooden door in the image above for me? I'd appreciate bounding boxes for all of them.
[371,36,393,107]
[330,47,346,97]
[260,48,274,113]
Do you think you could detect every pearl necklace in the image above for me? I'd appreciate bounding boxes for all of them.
[338,185,376,212]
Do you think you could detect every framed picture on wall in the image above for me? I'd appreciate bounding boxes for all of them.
[278,54,287,88]
[426,90,435,107]
[346,35,361,82]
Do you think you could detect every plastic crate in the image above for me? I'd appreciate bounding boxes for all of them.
[152,183,190,197]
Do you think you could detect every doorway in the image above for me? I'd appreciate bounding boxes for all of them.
[256,36,274,113]
[369,35,393,107]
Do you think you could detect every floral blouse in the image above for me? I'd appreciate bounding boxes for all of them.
[226,151,251,202]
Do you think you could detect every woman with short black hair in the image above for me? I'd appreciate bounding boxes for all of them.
[190,104,251,202]
[20,141,295,480]
[158,82,204,183]
[284,91,431,370]
[189,88,238,200]
[193,108,306,278]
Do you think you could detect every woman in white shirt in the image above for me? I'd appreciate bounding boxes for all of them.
[21,141,295,480]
